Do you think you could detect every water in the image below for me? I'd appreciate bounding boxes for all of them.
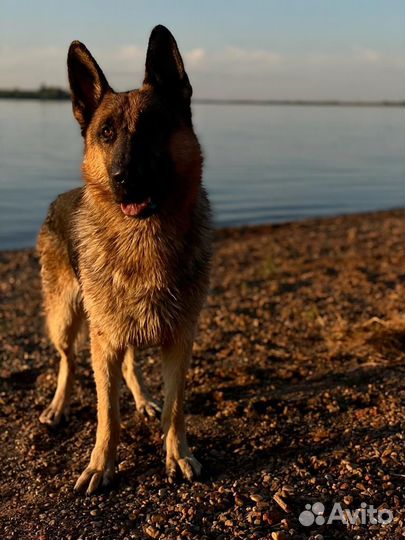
[0,100,403,250]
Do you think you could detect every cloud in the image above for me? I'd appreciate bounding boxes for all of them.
[353,47,382,64]
[185,48,206,67]
[0,45,64,70]
[0,43,403,100]
[182,46,283,74]
[220,46,283,66]
[302,47,402,68]
[115,45,144,61]
[185,46,404,100]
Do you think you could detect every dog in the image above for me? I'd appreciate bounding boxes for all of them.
[37,25,212,494]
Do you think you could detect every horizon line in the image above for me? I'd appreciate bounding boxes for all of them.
[0,87,404,107]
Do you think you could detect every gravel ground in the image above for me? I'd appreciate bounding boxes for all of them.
[0,209,404,540]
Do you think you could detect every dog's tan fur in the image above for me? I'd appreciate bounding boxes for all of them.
[37,25,212,494]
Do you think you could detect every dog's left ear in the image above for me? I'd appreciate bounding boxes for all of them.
[144,25,192,103]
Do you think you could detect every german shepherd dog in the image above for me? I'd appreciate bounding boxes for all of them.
[37,25,212,494]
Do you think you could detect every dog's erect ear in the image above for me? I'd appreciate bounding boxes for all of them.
[144,25,192,103]
[67,41,111,133]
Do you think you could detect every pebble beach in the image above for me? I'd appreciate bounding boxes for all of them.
[1,209,404,540]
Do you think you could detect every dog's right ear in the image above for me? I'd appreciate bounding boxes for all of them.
[67,41,111,134]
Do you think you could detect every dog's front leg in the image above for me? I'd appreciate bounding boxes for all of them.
[74,330,123,495]
[161,334,201,482]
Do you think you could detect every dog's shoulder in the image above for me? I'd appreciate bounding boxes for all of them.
[37,187,84,275]
[44,188,84,232]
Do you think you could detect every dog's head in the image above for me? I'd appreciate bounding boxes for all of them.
[68,25,202,219]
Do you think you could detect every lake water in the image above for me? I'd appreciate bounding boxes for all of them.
[0,100,404,250]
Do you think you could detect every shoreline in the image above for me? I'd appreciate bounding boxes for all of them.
[1,207,403,254]
[0,90,404,108]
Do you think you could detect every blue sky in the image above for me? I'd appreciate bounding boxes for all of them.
[1,0,404,99]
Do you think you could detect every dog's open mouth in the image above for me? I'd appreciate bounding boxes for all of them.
[120,197,156,217]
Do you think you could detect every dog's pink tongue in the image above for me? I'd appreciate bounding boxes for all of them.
[120,200,149,216]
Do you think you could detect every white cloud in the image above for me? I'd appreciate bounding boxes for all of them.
[182,46,284,75]
[115,45,144,61]
[0,43,403,100]
[302,47,402,68]
[353,47,382,64]
[185,48,206,67]
[221,46,282,66]
[0,45,64,70]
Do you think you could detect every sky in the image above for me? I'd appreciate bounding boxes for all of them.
[1,0,404,100]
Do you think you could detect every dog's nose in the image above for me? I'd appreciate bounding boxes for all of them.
[111,167,126,185]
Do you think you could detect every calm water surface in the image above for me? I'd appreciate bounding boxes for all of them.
[0,100,403,249]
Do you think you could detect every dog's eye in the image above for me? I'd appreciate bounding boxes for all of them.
[100,125,115,142]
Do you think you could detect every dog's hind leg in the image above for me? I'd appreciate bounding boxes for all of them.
[122,346,161,419]
[39,260,83,427]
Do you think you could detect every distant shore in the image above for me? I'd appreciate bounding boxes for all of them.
[1,87,404,107]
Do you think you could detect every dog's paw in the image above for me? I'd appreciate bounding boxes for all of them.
[39,401,69,427]
[136,398,161,419]
[74,445,116,495]
[74,462,115,495]
[166,453,202,483]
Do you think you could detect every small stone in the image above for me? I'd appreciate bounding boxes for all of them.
[343,495,353,505]
[144,525,159,539]
[263,509,281,525]
[151,514,165,525]
[271,532,287,540]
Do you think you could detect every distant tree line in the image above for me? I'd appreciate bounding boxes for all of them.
[0,85,69,100]
[0,86,404,107]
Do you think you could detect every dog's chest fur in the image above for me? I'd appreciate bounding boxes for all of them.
[75,192,211,348]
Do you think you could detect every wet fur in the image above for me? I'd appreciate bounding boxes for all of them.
[37,25,212,493]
